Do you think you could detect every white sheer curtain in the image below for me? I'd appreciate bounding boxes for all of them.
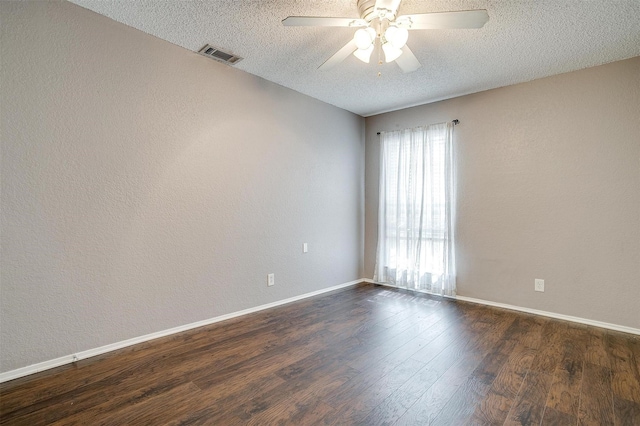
[374,122,456,296]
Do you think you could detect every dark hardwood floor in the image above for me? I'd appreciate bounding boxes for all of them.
[1,283,639,425]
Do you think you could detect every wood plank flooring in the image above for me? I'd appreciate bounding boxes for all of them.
[1,283,639,425]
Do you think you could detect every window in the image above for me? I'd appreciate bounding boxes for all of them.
[374,122,456,296]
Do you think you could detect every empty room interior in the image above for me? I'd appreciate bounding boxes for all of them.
[1,0,639,424]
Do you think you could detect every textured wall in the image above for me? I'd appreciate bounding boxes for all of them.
[365,57,640,329]
[0,1,364,373]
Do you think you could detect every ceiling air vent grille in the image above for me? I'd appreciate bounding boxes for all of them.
[198,44,243,65]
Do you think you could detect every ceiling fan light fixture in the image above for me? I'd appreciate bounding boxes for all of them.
[354,27,375,50]
[354,45,374,63]
[382,41,403,62]
[283,1,490,72]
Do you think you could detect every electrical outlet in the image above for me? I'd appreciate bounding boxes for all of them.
[303,243,308,253]
[267,273,275,287]
[535,279,544,292]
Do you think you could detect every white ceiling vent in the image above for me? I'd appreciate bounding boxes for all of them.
[197,44,243,65]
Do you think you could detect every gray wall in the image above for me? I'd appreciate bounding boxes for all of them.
[1,1,364,373]
[365,57,640,329]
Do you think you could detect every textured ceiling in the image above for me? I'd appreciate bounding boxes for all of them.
[69,0,640,117]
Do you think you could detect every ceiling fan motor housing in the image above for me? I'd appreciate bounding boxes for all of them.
[358,0,402,22]
[358,0,378,22]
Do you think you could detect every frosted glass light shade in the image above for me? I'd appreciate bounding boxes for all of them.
[354,45,374,63]
[384,26,408,49]
[354,28,375,50]
[382,42,402,62]
[392,27,408,48]
[365,27,376,42]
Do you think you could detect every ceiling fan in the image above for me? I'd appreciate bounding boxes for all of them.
[282,0,489,73]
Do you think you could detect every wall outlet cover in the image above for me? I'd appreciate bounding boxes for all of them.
[535,279,544,292]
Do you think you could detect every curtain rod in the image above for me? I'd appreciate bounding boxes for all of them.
[376,119,459,135]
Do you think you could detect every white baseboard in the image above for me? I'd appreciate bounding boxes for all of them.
[363,279,640,336]
[455,295,640,335]
[0,279,363,384]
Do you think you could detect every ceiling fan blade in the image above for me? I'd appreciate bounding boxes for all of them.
[395,45,421,73]
[282,16,367,27]
[318,39,358,71]
[396,9,489,30]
